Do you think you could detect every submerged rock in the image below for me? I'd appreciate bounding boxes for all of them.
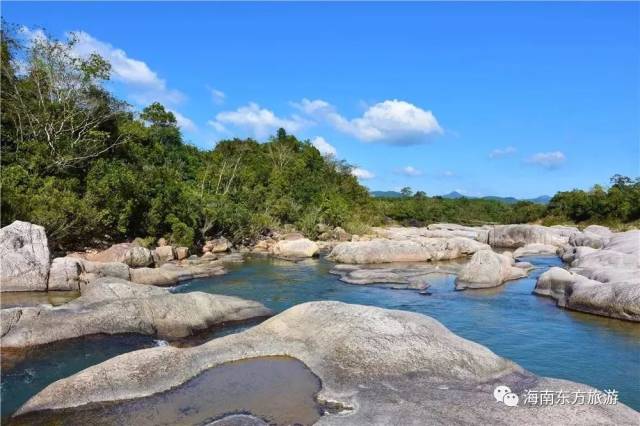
[1,278,272,349]
[0,221,50,292]
[13,302,638,425]
[455,250,528,290]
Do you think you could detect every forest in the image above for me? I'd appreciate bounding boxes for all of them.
[2,27,638,251]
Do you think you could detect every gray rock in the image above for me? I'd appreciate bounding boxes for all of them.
[534,231,640,321]
[1,277,271,349]
[47,257,84,291]
[487,224,577,248]
[272,238,319,258]
[14,302,638,425]
[328,237,488,264]
[513,243,558,258]
[0,221,50,292]
[456,250,528,290]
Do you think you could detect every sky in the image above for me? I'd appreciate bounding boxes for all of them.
[3,1,639,198]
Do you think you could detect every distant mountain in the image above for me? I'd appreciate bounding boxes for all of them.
[372,190,551,204]
[441,191,466,199]
[370,190,402,198]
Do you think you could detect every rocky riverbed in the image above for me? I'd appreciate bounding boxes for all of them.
[1,220,638,423]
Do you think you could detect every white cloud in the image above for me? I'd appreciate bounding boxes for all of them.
[211,102,308,139]
[208,87,226,104]
[294,98,442,145]
[526,151,566,169]
[208,120,229,134]
[311,136,337,156]
[170,110,197,132]
[70,31,186,106]
[351,167,375,179]
[399,166,423,177]
[489,146,517,158]
[19,27,196,129]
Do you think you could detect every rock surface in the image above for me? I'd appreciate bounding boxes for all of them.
[512,243,558,258]
[1,277,271,349]
[154,245,175,263]
[328,237,488,264]
[487,224,579,248]
[272,238,319,258]
[85,243,154,267]
[456,250,528,290]
[534,230,640,321]
[14,302,638,424]
[0,221,51,292]
[203,237,230,253]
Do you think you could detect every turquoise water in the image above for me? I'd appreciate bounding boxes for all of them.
[2,255,639,420]
[174,255,640,410]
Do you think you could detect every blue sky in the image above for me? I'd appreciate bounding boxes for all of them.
[4,2,639,198]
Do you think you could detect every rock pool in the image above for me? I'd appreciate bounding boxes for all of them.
[2,255,639,421]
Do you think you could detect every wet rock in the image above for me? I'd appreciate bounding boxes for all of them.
[272,238,319,258]
[14,301,638,425]
[1,278,271,349]
[0,221,50,292]
[455,250,528,290]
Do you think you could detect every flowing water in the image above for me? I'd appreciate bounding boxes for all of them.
[2,255,639,422]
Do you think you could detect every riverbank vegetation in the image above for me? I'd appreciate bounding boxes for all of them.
[1,27,638,251]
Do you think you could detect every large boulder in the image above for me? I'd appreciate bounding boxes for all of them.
[85,243,154,267]
[534,230,640,321]
[534,267,640,322]
[0,221,50,292]
[456,250,528,290]
[154,245,175,263]
[47,257,84,291]
[13,302,638,425]
[203,237,230,253]
[328,237,488,264]
[272,238,319,258]
[373,225,488,242]
[1,277,272,349]
[487,224,577,248]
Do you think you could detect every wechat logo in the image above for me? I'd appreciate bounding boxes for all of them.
[494,385,519,407]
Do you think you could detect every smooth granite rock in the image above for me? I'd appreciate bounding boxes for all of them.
[487,224,578,248]
[455,250,528,290]
[534,230,640,321]
[0,221,50,292]
[272,238,319,258]
[13,302,638,425]
[328,237,488,264]
[513,243,558,258]
[1,277,271,349]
